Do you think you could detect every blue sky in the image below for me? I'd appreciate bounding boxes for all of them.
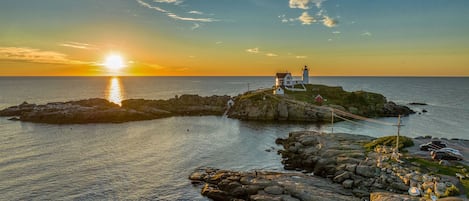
[1,0,468,76]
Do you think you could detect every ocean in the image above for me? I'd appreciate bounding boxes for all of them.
[0,76,468,200]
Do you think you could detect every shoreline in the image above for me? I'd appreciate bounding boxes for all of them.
[0,84,414,124]
[190,131,468,201]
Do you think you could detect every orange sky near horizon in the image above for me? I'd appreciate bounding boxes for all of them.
[1,1,469,77]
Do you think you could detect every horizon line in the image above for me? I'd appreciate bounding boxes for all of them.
[1,75,469,78]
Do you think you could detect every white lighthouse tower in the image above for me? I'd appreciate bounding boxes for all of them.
[302,65,309,84]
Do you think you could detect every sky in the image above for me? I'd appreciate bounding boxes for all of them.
[0,0,469,76]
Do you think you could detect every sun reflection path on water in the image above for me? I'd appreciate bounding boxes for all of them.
[106,77,125,106]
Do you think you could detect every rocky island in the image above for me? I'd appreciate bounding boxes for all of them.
[0,95,231,124]
[228,84,414,121]
[0,84,413,124]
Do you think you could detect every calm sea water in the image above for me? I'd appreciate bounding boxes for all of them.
[0,76,468,200]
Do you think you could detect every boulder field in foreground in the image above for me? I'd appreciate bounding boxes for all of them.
[190,132,466,201]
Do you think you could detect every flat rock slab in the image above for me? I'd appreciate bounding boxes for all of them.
[189,168,359,201]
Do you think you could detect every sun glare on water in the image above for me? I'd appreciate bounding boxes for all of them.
[106,77,124,106]
[104,53,125,71]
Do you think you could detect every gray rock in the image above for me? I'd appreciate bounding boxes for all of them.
[390,181,408,192]
[345,164,357,172]
[251,178,274,188]
[250,194,282,201]
[342,179,354,189]
[356,165,378,178]
[277,102,289,120]
[264,185,284,195]
[240,176,253,185]
[299,136,318,146]
[334,171,351,183]
[245,185,262,195]
[352,188,370,198]
[280,195,300,201]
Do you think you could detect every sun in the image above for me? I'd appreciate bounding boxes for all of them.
[104,53,125,70]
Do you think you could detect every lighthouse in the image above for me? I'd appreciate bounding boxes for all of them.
[302,65,309,84]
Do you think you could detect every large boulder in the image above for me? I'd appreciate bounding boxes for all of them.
[381,101,415,117]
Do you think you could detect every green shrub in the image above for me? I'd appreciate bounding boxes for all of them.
[364,136,414,151]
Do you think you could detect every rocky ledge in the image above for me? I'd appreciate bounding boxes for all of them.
[189,168,359,201]
[0,95,231,124]
[227,85,414,122]
[190,131,466,201]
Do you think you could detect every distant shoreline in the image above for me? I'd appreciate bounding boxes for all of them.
[1,76,468,78]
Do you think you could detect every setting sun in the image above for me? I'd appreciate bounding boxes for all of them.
[104,54,125,71]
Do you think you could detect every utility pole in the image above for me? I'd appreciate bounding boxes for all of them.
[394,115,404,152]
[247,83,250,92]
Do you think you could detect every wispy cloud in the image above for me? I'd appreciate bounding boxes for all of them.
[136,0,167,12]
[188,10,204,15]
[322,15,338,27]
[285,0,338,28]
[361,31,372,36]
[136,0,217,22]
[246,47,260,54]
[191,23,200,30]
[279,14,296,23]
[246,48,280,57]
[215,41,223,45]
[289,0,326,9]
[298,12,316,25]
[154,0,183,5]
[332,31,341,34]
[59,42,97,50]
[0,47,88,65]
[296,56,307,59]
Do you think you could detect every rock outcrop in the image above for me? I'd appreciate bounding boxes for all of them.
[275,131,401,198]
[189,168,360,201]
[122,94,231,116]
[189,131,466,200]
[227,92,332,121]
[228,85,414,122]
[0,95,231,124]
[0,99,157,124]
[275,131,464,200]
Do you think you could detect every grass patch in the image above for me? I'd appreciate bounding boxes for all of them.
[239,89,271,101]
[363,136,414,151]
[284,84,387,117]
[461,180,469,198]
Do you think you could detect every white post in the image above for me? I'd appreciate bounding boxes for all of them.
[331,110,334,134]
[396,115,401,152]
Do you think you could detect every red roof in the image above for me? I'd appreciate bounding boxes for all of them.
[315,94,324,103]
[276,73,290,78]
